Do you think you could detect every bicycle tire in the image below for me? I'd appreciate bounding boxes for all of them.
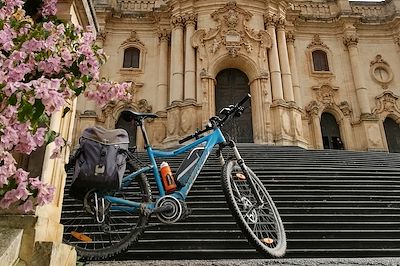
[221,159,286,257]
[61,161,152,259]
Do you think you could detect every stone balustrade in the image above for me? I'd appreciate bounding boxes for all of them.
[116,0,158,12]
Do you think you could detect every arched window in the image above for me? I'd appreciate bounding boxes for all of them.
[123,47,140,68]
[312,50,329,71]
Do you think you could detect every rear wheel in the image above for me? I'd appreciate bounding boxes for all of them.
[221,159,286,257]
[61,162,151,259]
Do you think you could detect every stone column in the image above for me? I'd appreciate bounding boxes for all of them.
[276,18,295,103]
[395,34,400,58]
[184,14,197,102]
[307,103,324,149]
[200,72,216,125]
[156,29,170,113]
[249,76,271,144]
[169,15,185,105]
[343,33,371,115]
[286,31,302,107]
[264,15,284,103]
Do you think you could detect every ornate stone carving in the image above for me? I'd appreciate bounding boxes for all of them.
[307,34,329,49]
[97,30,107,43]
[343,33,359,47]
[276,18,286,30]
[137,99,152,113]
[171,15,184,29]
[306,100,320,116]
[312,84,338,105]
[184,13,197,26]
[192,1,272,66]
[395,34,400,46]
[263,14,279,28]
[286,31,295,44]
[372,91,400,115]
[339,101,352,117]
[157,29,170,42]
[121,30,145,47]
[369,54,393,89]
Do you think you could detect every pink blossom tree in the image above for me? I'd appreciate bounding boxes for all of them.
[0,0,131,212]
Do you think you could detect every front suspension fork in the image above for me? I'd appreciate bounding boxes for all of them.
[217,141,264,206]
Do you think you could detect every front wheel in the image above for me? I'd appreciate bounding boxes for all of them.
[221,159,286,257]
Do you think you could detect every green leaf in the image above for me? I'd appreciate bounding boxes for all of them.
[45,130,57,143]
[32,100,45,123]
[8,94,17,105]
[62,107,71,118]
[17,101,33,122]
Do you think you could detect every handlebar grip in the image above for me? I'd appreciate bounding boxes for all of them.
[237,93,251,107]
[178,134,194,144]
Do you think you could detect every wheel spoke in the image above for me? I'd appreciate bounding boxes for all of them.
[222,160,286,257]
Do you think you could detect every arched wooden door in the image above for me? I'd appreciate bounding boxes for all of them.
[320,112,344,150]
[384,117,400,153]
[215,68,253,143]
[115,111,137,148]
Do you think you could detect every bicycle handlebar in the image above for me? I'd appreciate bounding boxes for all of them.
[178,94,251,144]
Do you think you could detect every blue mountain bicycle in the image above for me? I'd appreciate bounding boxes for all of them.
[62,94,286,259]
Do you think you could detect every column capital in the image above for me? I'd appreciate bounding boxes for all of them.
[343,33,359,47]
[264,14,278,28]
[394,34,400,46]
[158,29,170,42]
[184,13,197,27]
[286,31,295,44]
[276,18,286,30]
[171,15,185,29]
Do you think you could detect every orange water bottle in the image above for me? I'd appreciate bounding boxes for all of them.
[160,162,177,193]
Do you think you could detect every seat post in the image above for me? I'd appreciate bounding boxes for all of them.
[136,118,151,148]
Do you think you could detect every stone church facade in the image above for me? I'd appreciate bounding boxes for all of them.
[74,0,400,152]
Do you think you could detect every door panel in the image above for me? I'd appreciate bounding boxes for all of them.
[320,113,344,150]
[384,118,400,153]
[116,111,137,148]
[215,69,253,143]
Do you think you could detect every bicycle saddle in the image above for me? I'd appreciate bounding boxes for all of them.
[121,110,158,122]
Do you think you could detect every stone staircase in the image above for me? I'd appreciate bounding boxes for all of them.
[62,145,400,260]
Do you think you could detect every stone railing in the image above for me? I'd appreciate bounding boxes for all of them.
[292,1,391,21]
[115,0,165,12]
[292,2,337,19]
[351,4,387,19]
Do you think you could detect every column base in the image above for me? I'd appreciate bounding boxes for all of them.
[353,114,386,151]
[271,103,308,148]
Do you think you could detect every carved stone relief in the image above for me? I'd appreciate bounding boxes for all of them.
[369,55,394,89]
[307,34,329,50]
[312,84,338,105]
[121,30,145,48]
[192,1,272,70]
[98,97,153,129]
[372,91,400,116]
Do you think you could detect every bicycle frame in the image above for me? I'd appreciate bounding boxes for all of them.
[103,127,226,213]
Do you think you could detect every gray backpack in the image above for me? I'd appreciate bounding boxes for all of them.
[69,126,129,200]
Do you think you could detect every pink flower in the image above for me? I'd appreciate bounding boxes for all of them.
[18,199,34,213]
[14,169,28,183]
[50,136,64,159]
